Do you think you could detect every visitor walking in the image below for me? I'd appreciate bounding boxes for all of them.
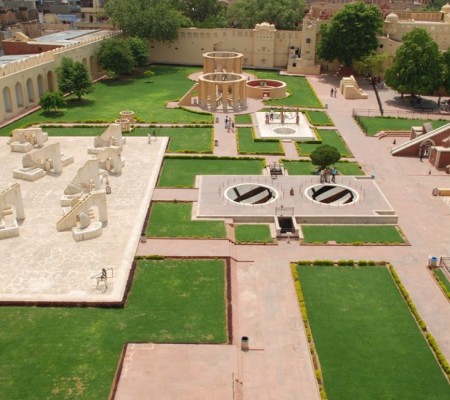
[331,167,337,183]
[330,88,334,97]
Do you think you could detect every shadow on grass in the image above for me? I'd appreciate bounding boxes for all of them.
[41,111,65,118]
[66,98,96,108]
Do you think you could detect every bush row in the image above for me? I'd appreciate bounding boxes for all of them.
[389,265,450,379]
[135,255,165,260]
[290,263,328,400]
[353,115,369,134]
[296,260,381,266]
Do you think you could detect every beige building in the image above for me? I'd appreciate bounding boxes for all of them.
[0,30,118,124]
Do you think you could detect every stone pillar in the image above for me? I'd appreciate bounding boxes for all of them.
[209,83,217,111]
[222,82,228,112]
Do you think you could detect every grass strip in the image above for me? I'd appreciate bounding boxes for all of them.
[354,116,449,136]
[158,156,265,188]
[432,268,450,299]
[301,225,405,244]
[234,224,273,244]
[297,130,352,157]
[237,127,283,155]
[305,111,333,126]
[283,160,363,176]
[234,114,253,124]
[146,202,226,238]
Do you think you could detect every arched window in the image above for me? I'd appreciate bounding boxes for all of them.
[26,78,35,102]
[37,74,44,97]
[47,71,55,92]
[15,82,24,108]
[3,87,12,112]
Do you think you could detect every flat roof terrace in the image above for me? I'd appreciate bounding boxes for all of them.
[0,136,167,303]
[196,175,397,224]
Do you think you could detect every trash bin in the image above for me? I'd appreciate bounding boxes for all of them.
[428,256,438,267]
[241,336,249,351]
[140,233,147,243]
[215,117,219,123]
[214,140,218,147]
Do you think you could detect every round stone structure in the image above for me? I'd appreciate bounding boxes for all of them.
[246,79,287,99]
[305,184,358,206]
[198,72,247,112]
[225,183,278,205]
[203,51,243,74]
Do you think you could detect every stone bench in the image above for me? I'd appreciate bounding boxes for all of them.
[13,167,46,181]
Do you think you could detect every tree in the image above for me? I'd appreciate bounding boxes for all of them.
[39,91,66,112]
[97,38,135,76]
[105,0,190,42]
[56,57,92,100]
[353,53,387,77]
[71,62,93,100]
[128,37,149,67]
[384,28,443,97]
[310,145,340,170]
[443,48,450,95]
[317,2,382,67]
[226,0,305,30]
[56,57,75,95]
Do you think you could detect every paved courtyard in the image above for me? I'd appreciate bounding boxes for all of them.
[0,136,166,302]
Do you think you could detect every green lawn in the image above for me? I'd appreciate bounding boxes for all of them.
[297,265,450,400]
[0,65,212,136]
[158,157,265,187]
[283,160,363,176]
[146,202,226,238]
[237,128,283,155]
[305,110,333,126]
[434,268,450,292]
[297,130,352,157]
[301,225,405,244]
[247,70,323,108]
[136,127,213,153]
[234,114,253,124]
[235,224,273,243]
[0,258,226,399]
[355,116,449,136]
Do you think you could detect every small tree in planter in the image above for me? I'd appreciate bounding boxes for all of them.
[144,70,155,83]
[310,144,340,170]
[39,91,66,112]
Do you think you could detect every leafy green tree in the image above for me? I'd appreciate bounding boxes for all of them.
[71,62,93,100]
[56,57,75,94]
[317,2,382,67]
[97,38,135,76]
[310,145,341,169]
[56,57,92,100]
[384,28,443,97]
[227,0,305,30]
[353,53,387,77]
[443,48,450,95]
[128,36,149,67]
[179,0,223,24]
[39,91,66,112]
[105,0,190,42]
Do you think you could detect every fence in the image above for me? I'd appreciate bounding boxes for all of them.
[352,108,445,120]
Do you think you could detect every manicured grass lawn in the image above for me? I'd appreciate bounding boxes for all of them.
[135,127,213,153]
[434,268,450,292]
[283,160,363,176]
[235,224,273,243]
[158,157,265,187]
[237,128,283,155]
[146,202,226,238]
[297,265,450,400]
[235,114,253,124]
[0,258,226,399]
[0,65,212,136]
[248,70,323,108]
[297,130,352,157]
[44,126,106,136]
[355,116,449,136]
[301,225,405,244]
[305,110,333,126]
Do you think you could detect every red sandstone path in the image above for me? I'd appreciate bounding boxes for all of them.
[130,78,450,400]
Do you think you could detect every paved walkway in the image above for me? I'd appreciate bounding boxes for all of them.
[130,76,450,400]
